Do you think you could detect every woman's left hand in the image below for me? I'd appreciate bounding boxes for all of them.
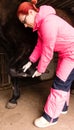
[32,70,41,78]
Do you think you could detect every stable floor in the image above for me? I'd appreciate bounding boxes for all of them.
[0,79,74,130]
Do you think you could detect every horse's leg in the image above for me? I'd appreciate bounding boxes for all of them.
[6,77,20,109]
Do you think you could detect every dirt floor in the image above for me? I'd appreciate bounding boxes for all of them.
[0,79,74,130]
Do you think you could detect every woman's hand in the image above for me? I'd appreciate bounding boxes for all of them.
[32,70,41,78]
[22,61,32,73]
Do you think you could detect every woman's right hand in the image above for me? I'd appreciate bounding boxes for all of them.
[22,61,32,73]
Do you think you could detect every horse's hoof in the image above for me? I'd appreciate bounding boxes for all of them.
[5,102,17,109]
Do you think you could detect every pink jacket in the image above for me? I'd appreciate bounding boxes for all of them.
[29,5,74,80]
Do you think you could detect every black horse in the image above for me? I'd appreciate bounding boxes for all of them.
[0,0,74,108]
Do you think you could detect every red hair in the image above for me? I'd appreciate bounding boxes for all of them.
[31,0,38,5]
[17,2,38,17]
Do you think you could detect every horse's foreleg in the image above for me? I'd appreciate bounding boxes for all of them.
[6,77,20,109]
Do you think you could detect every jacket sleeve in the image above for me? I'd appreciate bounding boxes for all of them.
[37,18,58,73]
[29,36,42,63]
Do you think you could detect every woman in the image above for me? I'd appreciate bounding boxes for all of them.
[17,1,74,128]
